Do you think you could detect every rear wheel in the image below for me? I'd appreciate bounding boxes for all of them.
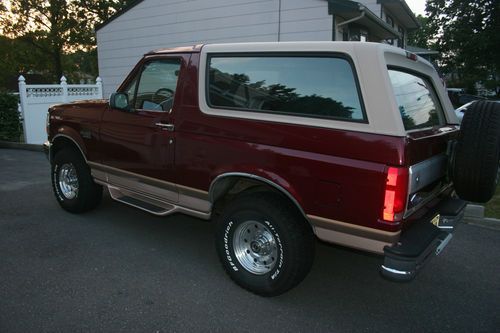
[215,192,315,296]
[453,101,500,202]
[51,149,102,213]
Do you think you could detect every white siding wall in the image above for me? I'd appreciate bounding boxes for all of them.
[279,1,332,41]
[360,0,381,17]
[97,0,331,96]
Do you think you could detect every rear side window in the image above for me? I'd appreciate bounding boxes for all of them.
[207,55,366,122]
[388,69,445,130]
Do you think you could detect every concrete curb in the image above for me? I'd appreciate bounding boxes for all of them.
[464,204,500,230]
[464,217,500,231]
[0,141,43,152]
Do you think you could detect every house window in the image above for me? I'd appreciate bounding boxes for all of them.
[386,15,394,27]
[348,25,368,42]
[385,14,394,45]
[342,27,349,41]
[398,27,405,48]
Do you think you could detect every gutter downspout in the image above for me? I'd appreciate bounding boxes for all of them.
[277,0,282,41]
[336,10,365,28]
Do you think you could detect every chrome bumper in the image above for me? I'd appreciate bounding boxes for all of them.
[381,198,466,282]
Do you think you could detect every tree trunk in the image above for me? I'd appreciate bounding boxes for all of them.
[53,49,63,82]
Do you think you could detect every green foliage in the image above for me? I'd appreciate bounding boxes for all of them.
[426,0,500,95]
[0,36,52,87]
[63,49,99,83]
[485,184,500,218]
[407,15,434,49]
[0,92,22,142]
[0,1,134,83]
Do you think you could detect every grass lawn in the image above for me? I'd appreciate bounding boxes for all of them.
[484,185,500,218]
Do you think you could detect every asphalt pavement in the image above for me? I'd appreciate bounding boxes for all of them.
[1,149,499,332]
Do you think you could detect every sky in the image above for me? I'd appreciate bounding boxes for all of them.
[406,0,427,16]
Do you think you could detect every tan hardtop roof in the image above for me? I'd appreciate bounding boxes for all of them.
[146,44,204,55]
[146,41,421,59]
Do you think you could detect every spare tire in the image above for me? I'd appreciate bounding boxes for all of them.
[453,100,500,203]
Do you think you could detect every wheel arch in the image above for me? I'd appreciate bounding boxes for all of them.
[50,133,87,164]
[209,172,308,222]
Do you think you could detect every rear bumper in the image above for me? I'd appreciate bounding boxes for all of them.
[381,197,466,281]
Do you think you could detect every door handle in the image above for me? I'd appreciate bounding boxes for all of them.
[155,122,175,131]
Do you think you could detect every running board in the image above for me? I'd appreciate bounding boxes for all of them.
[106,185,211,220]
[108,186,176,216]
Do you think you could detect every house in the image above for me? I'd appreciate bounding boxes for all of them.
[96,0,420,96]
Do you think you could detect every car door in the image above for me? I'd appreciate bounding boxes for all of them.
[99,55,186,203]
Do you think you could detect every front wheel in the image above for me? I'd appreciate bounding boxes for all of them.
[215,192,315,296]
[51,149,102,213]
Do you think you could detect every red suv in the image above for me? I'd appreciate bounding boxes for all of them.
[44,42,500,296]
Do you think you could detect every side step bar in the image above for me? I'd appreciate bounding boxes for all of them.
[106,185,211,220]
[108,186,176,216]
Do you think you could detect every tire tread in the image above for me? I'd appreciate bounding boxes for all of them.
[454,101,500,202]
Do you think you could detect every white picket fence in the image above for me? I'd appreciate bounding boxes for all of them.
[18,76,103,144]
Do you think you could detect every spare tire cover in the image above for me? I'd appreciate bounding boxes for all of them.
[453,100,500,203]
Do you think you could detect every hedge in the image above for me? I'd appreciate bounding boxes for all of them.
[0,91,22,142]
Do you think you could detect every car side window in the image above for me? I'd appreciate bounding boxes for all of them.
[131,58,182,112]
[207,55,366,122]
[388,69,445,131]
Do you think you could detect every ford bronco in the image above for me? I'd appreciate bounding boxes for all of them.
[44,42,500,296]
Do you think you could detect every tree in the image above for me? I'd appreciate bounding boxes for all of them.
[0,35,51,88]
[1,1,81,80]
[407,15,434,49]
[426,0,500,94]
[0,1,133,81]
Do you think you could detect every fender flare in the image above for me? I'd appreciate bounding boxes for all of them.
[209,172,307,219]
[50,130,87,163]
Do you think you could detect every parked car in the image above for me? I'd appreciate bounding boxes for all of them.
[43,42,500,296]
[447,88,487,108]
[447,88,465,108]
[455,100,500,123]
[458,94,486,106]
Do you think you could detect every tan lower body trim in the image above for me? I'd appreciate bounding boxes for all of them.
[88,161,211,216]
[308,215,400,254]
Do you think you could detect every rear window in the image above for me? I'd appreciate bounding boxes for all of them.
[388,69,445,130]
[207,55,366,122]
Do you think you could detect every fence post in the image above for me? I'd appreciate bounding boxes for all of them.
[17,75,29,144]
[96,77,103,98]
[61,76,68,102]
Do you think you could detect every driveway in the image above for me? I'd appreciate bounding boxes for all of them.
[1,149,499,332]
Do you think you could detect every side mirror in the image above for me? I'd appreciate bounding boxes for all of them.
[109,92,131,111]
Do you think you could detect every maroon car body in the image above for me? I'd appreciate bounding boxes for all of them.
[45,42,468,295]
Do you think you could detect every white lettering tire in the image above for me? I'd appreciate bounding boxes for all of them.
[215,192,315,296]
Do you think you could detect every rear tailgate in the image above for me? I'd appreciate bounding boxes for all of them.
[385,57,460,223]
[381,51,466,281]
[404,126,459,219]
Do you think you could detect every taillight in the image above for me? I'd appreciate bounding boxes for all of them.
[382,166,409,223]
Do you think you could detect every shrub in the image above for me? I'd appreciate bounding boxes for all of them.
[0,91,22,142]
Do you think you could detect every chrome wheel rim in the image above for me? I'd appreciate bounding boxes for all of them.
[233,220,278,275]
[58,163,79,200]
